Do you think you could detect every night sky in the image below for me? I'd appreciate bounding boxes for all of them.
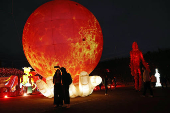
[1,0,170,65]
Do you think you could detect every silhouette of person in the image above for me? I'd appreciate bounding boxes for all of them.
[108,78,112,90]
[104,72,108,95]
[99,82,102,90]
[161,76,168,88]
[164,76,168,88]
[150,74,156,88]
[142,67,153,97]
[60,67,72,108]
[113,77,117,88]
[129,42,150,92]
[53,67,63,108]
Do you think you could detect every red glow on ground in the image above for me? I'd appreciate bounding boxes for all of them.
[94,84,128,91]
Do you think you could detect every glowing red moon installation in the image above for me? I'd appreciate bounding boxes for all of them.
[22,0,103,79]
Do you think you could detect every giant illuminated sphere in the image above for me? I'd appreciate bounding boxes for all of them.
[22,0,103,79]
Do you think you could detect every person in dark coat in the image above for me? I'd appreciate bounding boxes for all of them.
[104,75,108,95]
[142,67,153,97]
[53,68,63,108]
[161,76,168,88]
[60,67,72,108]
[104,69,110,95]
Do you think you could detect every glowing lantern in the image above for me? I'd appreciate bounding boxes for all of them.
[90,75,102,87]
[5,76,18,91]
[23,67,32,75]
[69,83,78,98]
[79,71,91,96]
[23,93,27,96]
[69,71,102,97]
[21,67,37,91]
[36,71,102,98]
[36,76,54,98]
[22,67,32,85]
[22,0,103,79]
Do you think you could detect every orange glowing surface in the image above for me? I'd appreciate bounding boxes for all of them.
[22,0,103,79]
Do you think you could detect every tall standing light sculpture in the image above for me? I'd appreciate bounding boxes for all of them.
[155,68,161,87]
[22,0,103,98]
[129,42,150,91]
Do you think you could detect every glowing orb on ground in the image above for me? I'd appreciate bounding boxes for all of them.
[22,0,103,79]
[24,93,27,96]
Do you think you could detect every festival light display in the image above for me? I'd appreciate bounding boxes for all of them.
[155,68,161,87]
[78,72,102,97]
[36,71,102,98]
[22,0,103,98]
[36,76,54,98]
[69,72,102,97]
[21,67,37,91]
[5,76,18,92]
[3,67,38,95]
[21,67,32,86]
[130,42,150,91]
[0,68,23,97]
[0,68,25,77]
[22,0,103,80]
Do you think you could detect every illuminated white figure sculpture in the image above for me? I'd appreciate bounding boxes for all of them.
[36,71,102,98]
[155,68,161,87]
